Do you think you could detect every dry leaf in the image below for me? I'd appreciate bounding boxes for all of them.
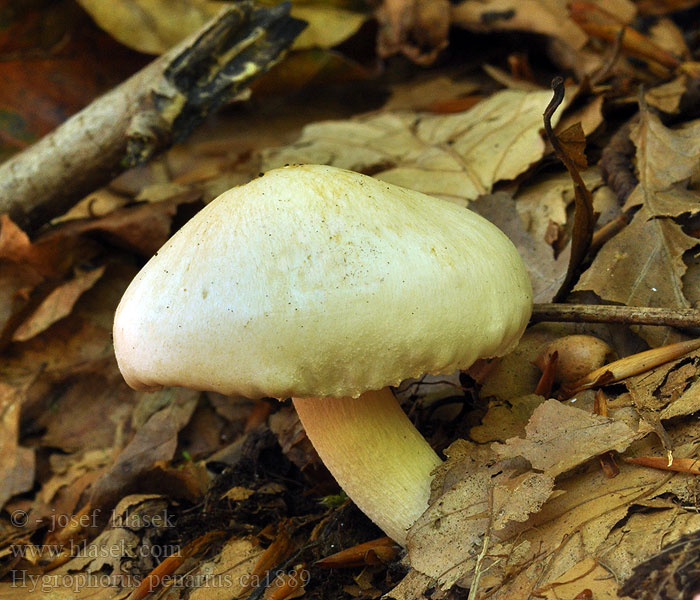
[383,75,483,112]
[76,0,221,55]
[376,0,450,64]
[470,395,543,443]
[645,76,688,114]
[262,88,566,205]
[52,193,200,257]
[12,266,105,342]
[576,110,700,346]
[625,347,700,420]
[471,193,568,302]
[407,452,555,589]
[88,388,199,512]
[291,5,367,51]
[0,383,34,510]
[451,0,589,49]
[516,168,603,247]
[495,399,642,476]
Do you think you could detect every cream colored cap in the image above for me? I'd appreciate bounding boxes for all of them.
[113,165,532,399]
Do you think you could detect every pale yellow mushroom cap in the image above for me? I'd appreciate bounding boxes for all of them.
[113,164,532,398]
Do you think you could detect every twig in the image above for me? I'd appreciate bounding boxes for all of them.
[589,24,625,86]
[0,2,305,232]
[532,304,700,328]
[543,77,596,301]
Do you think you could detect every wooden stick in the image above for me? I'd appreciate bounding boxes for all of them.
[0,1,305,232]
[532,303,700,328]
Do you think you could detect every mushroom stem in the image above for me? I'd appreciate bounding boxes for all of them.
[293,387,442,545]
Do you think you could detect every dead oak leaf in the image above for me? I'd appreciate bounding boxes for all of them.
[496,399,642,476]
[262,88,565,206]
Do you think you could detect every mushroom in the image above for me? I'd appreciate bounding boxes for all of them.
[113,164,532,544]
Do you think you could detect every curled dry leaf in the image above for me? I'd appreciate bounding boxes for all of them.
[645,75,688,114]
[88,388,200,514]
[315,536,398,568]
[262,87,565,205]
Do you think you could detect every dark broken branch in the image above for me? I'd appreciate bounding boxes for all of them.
[0,1,305,232]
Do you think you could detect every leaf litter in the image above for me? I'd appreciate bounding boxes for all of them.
[6,3,700,600]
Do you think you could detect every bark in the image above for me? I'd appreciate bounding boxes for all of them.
[0,1,305,232]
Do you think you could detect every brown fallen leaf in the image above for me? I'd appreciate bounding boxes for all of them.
[470,395,544,444]
[0,383,35,511]
[645,75,688,114]
[50,192,201,257]
[12,266,105,342]
[269,405,319,471]
[543,80,596,300]
[88,388,200,514]
[126,533,190,600]
[407,452,555,589]
[411,418,700,597]
[576,109,700,347]
[376,0,450,65]
[451,0,589,50]
[496,399,641,476]
[243,521,296,596]
[471,192,569,303]
[624,348,700,422]
[262,87,566,206]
